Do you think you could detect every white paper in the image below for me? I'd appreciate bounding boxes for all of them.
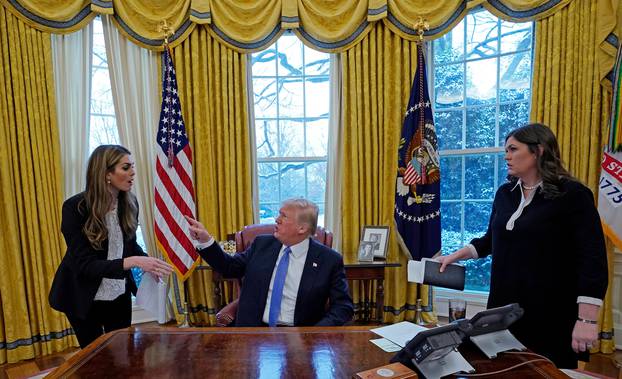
[407,260,425,283]
[371,321,428,347]
[136,273,168,323]
[369,338,403,352]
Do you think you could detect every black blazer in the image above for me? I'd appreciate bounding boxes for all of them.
[48,192,146,320]
[200,235,353,326]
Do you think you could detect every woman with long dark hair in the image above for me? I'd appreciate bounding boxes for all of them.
[438,123,608,368]
[49,145,173,348]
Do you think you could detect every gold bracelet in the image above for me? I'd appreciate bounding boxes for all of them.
[577,317,598,324]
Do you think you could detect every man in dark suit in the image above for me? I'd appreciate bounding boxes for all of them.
[185,198,353,326]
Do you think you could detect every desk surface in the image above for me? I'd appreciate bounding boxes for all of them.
[48,326,394,378]
[48,326,568,379]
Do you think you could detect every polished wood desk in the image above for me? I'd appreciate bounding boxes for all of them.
[199,261,401,324]
[47,326,569,379]
[47,326,395,378]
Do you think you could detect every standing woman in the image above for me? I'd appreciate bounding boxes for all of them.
[49,145,173,348]
[438,123,608,368]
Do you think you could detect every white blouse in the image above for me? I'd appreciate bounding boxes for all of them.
[94,207,126,301]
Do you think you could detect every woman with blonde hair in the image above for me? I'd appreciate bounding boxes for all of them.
[50,145,172,348]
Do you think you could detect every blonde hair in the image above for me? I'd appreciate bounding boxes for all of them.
[82,145,137,250]
[282,198,319,235]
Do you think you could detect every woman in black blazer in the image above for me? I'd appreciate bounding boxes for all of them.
[49,145,172,348]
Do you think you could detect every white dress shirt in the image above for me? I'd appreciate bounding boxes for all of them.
[262,239,309,326]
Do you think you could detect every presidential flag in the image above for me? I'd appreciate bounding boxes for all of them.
[395,46,441,260]
[598,45,622,251]
[154,47,200,281]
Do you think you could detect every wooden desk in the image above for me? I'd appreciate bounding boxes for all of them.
[47,326,569,379]
[47,326,395,378]
[344,261,401,324]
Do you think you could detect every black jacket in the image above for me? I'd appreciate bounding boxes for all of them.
[48,192,146,319]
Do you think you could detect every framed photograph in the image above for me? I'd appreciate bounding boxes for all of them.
[357,241,376,262]
[360,225,389,259]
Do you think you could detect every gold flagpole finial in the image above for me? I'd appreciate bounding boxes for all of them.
[158,20,175,46]
[414,17,430,42]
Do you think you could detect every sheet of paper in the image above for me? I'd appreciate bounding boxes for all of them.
[136,273,164,319]
[407,260,424,283]
[369,338,402,352]
[370,321,427,347]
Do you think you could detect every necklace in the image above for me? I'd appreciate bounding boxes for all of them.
[521,181,542,190]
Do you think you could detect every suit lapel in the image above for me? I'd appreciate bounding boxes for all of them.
[295,239,323,313]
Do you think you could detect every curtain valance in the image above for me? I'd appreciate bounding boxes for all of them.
[1,0,573,52]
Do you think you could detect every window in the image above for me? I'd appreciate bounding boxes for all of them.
[432,9,533,291]
[89,17,144,286]
[251,33,330,224]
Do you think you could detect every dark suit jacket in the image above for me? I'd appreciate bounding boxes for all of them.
[199,235,353,326]
[48,192,146,320]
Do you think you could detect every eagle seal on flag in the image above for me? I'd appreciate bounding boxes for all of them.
[394,47,441,261]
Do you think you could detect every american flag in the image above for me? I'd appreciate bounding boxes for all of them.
[154,47,200,281]
[394,45,441,261]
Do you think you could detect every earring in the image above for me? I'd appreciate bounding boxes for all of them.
[107,179,111,184]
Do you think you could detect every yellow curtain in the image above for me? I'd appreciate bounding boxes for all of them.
[168,26,254,325]
[0,7,76,364]
[0,0,580,52]
[339,23,435,323]
[530,0,614,352]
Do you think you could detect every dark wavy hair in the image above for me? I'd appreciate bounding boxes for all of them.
[82,144,138,250]
[505,123,576,199]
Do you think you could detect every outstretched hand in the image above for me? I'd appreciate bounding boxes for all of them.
[128,256,173,279]
[184,215,212,243]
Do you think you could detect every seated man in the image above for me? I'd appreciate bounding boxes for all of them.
[186,198,353,327]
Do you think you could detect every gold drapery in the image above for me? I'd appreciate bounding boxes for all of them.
[1,1,584,53]
[167,27,254,325]
[530,0,615,353]
[0,6,75,364]
[339,23,435,323]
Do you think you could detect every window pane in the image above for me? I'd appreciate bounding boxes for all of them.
[464,256,492,291]
[466,58,497,105]
[501,22,532,54]
[252,45,277,76]
[500,52,531,102]
[304,45,330,75]
[280,162,306,199]
[464,201,492,239]
[277,35,303,76]
[441,201,462,253]
[499,102,529,146]
[279,119,305,156]
[465,155,495,199]
[259,203,280,224]
[256,119,278,158]
[440,156,462,200]
[434,63,464,108]
[278,77,304,118]
[434,19,464,65]
[466,106,495,148]
[466,11,498,59]
[258,162,280,203]
[305,77,330,118]
[305,119,328,156]
[253,78,277,118]
[436,110,463,150]
[307,162,326,202]
[89,115,118,149]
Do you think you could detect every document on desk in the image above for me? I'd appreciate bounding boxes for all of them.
[370,321,427,347]
[369,338,402,352]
